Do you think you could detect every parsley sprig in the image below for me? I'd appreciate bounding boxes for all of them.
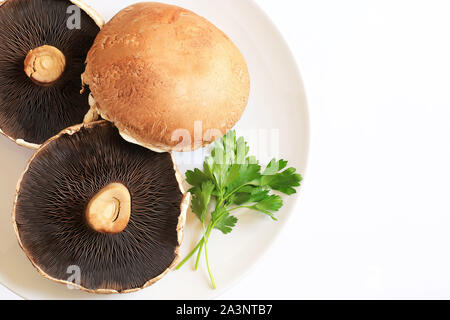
[176,131,302,288]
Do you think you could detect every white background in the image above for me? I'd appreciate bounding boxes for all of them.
[3,0,450,299]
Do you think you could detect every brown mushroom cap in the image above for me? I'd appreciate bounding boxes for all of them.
[82,2,250,152]
[13,121,190,293]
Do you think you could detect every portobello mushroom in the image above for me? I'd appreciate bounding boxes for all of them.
[82,2,250,152]
[13,121,190,293]
[0,0,103,148]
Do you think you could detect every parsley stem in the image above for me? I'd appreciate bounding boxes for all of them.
[228,205,251,212]
[204,238,216,289]
[178,194,233,288]
[194,225,207,270]
[175,239,203,270]
[194,241,204,270]
[202,218,218,289]
[195,221,215,270]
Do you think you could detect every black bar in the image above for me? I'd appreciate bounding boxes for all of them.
[0,300,448,317]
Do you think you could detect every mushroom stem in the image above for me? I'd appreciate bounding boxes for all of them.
[24,45,66,86]
[83,108,99,123]
[86,183,131,234]
[83,94,100,123]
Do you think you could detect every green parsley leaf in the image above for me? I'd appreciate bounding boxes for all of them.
[212,207,238,235]
[263,159,288,175]
[248,195,283,221]
[190,181,215,223]
[224,163,261,196]
[261,164,302,195]
[232,186,270,205]
[185,168,210,188]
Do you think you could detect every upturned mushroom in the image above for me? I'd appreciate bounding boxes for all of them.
[82,2,250,152]
[0,0,103,148]
[13,121,190,293]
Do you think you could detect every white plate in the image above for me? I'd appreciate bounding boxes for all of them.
[0,0,309,299]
